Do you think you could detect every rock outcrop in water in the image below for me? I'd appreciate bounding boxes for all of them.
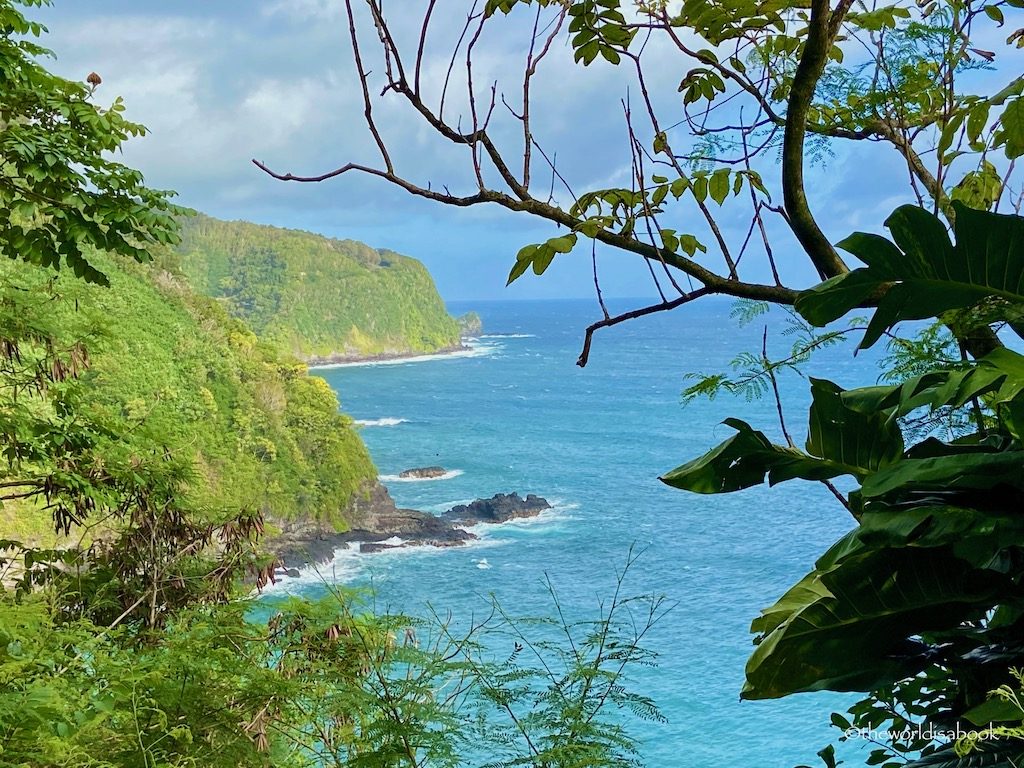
[398,466,447,479]
[271,486,551,569]
[443,493,550,524]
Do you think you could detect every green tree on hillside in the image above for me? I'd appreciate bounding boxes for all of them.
[0,0,178,284]
[174,215,462,360]
[1,4,664,767]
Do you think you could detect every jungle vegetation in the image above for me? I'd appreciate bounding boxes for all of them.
[0,2,664,766]
[175,214,462,361]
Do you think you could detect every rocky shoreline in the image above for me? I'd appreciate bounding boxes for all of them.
[269,484,550,575]
[305,343,469,368]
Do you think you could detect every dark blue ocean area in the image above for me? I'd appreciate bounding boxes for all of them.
[271,297,887,767]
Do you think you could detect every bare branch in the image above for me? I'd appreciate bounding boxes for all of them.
[577,289,711,367]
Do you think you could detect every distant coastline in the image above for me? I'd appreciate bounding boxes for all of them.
[306,342,474,370]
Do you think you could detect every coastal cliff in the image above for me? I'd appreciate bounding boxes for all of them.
[172,214,462,362]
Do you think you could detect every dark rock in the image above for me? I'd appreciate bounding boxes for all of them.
[443,493,551,525]
[398,466,447,479]
[264,484,548,570]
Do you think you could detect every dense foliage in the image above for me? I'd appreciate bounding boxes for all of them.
[1,5,664,767]
[0,249,377,544]
[297,1,1024,764]
[174,215,462,360]
[0,0,178,285]
[665,204,1024,766]
[1,570,666,768]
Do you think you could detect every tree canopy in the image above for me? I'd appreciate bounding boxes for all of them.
[0,0,179,285]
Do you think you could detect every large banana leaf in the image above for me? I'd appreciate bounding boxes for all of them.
[861,452,1024,499]
[742,547,1008,699]
[857,505,1024,553]
[794,203,1024,348]
[841,348,1024,416]
[661,378,902,492]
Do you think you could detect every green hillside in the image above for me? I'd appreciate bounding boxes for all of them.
[174,215,462,361]
[0,250,377,540]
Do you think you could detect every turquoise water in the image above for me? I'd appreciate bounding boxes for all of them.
[275,298,881,767]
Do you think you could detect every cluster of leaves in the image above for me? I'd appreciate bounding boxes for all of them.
[0,7,669,766]
[0,561,667,768]
[0,0,180,284]
[680,300,860,405]
[174,214,462,359]
[664,203,1024,767]
[507,168,767,284]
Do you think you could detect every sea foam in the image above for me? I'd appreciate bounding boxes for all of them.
[354,417,408,427]
[378,469,465,483]
[311,340,499,370]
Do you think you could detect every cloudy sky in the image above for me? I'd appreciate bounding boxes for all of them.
[35,1,1022,301]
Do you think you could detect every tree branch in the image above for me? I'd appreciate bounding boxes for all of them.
[782,0,852,280]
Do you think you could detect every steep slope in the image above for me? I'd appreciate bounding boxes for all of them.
[0,250,377,539]
[174,215,462,361]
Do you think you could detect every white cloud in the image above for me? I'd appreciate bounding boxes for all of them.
[261,0,343,22]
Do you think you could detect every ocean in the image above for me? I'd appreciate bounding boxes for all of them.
[272,297,882,767]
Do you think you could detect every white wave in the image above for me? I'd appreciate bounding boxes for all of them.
[261,531,517,595]
[264,543,365,594]
[455,506,568,538]
[310,341,499,370]
[479,333,535,339]
[354,417,408,427]
[379,469,464,483]
[548,500,581,513]
[474,557,492,570]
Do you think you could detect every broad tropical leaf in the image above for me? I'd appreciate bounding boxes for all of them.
[841,348,1024,423]
[805,379,904,471]
[793,203,1024,348]
[861,452,1024,499]
[661,379,902,492]
[742,547,1007,699]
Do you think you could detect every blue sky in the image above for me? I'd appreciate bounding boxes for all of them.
[36,1,1022,301]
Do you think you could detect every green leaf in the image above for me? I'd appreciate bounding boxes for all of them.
[794,269,881,326]
[662,379,902,493]
[708,170,730,205]
[507,258,531,285]
[743,547,1006,699]
[546,234,577,254]
[798,203,1024,348]
[805,379,904,473]
[983,4,1004,24]
[532,245,556,275]
[1003,98,1024,159]
[964,695,1024,726]
[861,452,1024,499]
[691,175,708,203]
